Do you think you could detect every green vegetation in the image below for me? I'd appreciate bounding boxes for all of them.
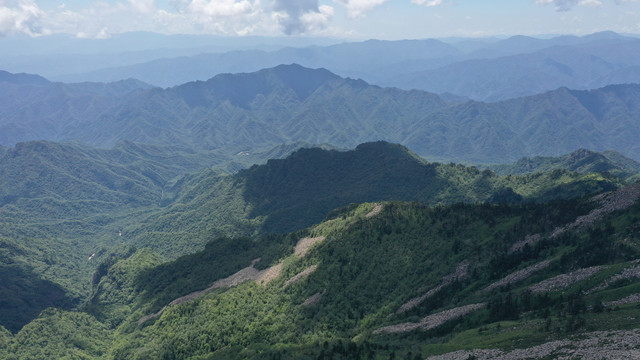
[0,140,626,334]
[32,192,632,359]
[1,138,639,359]
[4,64,640,163]
[2,191,640,358]
[127,142,620,260]
[489,148,640,181]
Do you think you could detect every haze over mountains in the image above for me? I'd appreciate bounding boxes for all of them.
[5,31,638,103]
[2,63,640,163]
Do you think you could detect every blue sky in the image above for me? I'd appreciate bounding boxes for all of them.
[0,0,639,39]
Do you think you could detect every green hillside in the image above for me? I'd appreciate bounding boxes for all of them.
[0,140,623,335]
[3,66,640,163]
[490,148,640,181]
[126,141,620,259]
[2,182,639,359]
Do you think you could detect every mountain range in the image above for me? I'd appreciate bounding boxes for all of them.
[30,31,640,102]
[1,31,640,359]
[2,64,640,163]
[0,140,628,332]
[2,165,638,358]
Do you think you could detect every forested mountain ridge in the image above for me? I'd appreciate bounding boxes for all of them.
[489,148,640,182]
[123,141,622,259]
[0,139,626,335]
[3,182,639,359]
[2,65,640,162]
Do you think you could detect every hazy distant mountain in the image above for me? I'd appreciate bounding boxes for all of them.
[386,36,640,101]
[42,32,640,103]
[0,32,340,80]
[56,39,462,87]
[0,70,50,86]
[404,84,640,162]
[2,65,640,163]
[2,64,449,150]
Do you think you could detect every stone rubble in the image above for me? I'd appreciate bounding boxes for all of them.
[509,183,640,254]
[427,329,640,359]
[301,291,324,307]
[529,265,603,293]
[588,260,640,294]
[551,183,640,239]
[508,234,542,254]
[365,203,384,218]
[294,236,326,257]
[604,293,640,307]
[483,260,551,292]
[283,265,318,288]
[397,262,470,314]
[374,303,485,335]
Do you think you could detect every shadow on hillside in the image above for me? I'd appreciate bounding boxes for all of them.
[0,265,77,333]
[240,142,442,234]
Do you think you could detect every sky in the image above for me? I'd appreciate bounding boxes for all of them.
[0,0,639,40]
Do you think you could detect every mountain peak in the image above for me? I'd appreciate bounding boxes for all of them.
[0,70,50,86]
[174,64,342,108]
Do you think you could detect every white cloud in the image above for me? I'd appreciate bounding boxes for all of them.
[0,0,45,36]
[273,0,335,34]
[412,0,443,6]
[334,0,388,19]
[0,0,338,38]
[128,0,155,14]
[186,0,255,17]
[536,0,603,11]
[299,4,334,32]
